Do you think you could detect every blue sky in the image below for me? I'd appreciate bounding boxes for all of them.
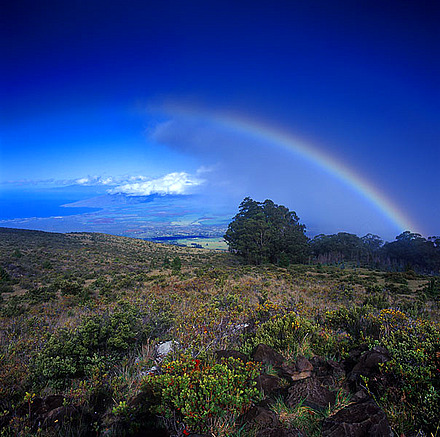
[1,0,439,240]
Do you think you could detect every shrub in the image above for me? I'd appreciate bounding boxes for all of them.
[212,292,243,312]
[362,290,389,309]
[0,283,13,294]
[0,266,11,281]
[32,305,150,389]
[423,277,440,300]
[0,296,25,317]
[242,312,316,357]
[0,267,13,294]
[143,356,261,435]
[367,317,440,434]
[25,286,56,303]
[324,306,375,340]
[171,256,182,273]
[56,279,83,296]
[383,272,408,284]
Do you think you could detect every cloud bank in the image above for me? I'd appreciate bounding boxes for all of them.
[75,176,115,186]
[108,172,203,196]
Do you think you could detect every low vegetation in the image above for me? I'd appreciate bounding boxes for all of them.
[0,227,439,436]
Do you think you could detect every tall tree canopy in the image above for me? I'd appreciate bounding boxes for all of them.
[310,230,440,273]
[224,197,309,265]
[381,231,440,273]
[310,232,383,264]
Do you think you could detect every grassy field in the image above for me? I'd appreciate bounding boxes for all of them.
[0,227,439,436]
[170,236,228,250]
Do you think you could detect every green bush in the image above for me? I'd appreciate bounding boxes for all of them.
[242,312,316,357]
[143,356,261,435]
[171,256,182,272]
[385,283,411,294]
[56,279,83,296]
[325,306,376,340]
[0,296,25,316]
[384,272,409,284]
[25,286,57,303]
[0,283,13,294]
[0,267,13,294]
[33,305,150,389]
[212,292,243,312]
[423,277,440,299]
[0,267,11,281]
[367,316,440,434]
[362,287,389,309]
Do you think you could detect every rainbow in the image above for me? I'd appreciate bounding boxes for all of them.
[158,104,420,235]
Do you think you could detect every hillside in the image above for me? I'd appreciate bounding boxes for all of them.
[0,227,439,436]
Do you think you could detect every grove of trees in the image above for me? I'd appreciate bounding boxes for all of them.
[224,197,310,265]
[225,198,440,273]
[311,231,440,273]
[310,232,383,265]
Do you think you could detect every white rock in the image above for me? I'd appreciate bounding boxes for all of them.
[155,340,179,361]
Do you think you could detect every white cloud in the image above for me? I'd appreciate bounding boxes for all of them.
[196,165,216,175]
[108,172,204,196]
[74,176,115,186]
[127,175,149,182]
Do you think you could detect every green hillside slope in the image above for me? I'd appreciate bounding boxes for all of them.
[0,227,439,436]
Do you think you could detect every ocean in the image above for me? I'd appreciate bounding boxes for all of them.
[0,186,102,220]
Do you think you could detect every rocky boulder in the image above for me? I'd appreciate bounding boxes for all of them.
[343,344,369,375]
[17,395,65,418]
[255,373,284,396]
[43,405,80,429]
[256,427,303,437]
[215,349,249,362]
[287,377,336,411]
[310,356,344,388]
[252,344,285,367]
[240,405,280,429]
[322,398,393,437]
[347,346,391,385]
[155,340,179,362]
[281,356,313,381]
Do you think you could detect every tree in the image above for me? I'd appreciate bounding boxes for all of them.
[381,231,440,272]
[310,232,367,264]
[171,256,182,273]
[361,233,383,252]
[224,197,309,265]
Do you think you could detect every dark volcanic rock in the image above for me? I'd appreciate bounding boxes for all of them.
[40,395,65,413]
[241,405,280,429]
[215,349,249,362]
[127,391,148,408]
[131,427,170,437]
[17,395,65,418]
[287,377,336,411]
[106,390,169,437]
[343,344,369,374]
[256,427,303,437]
[255,373,284,395]
[296,356,313,372]
[322,398,393,437]
[281,356,313,381]
[310,356,344,388]
[252,344,285,367]
[43,405,79,428]
[348,346,391,383]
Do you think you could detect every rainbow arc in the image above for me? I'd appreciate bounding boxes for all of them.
[159,104,420,235]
